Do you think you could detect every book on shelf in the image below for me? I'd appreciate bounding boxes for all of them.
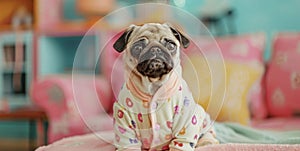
[0,99,9,112]
[2,44,26,68]
[3,45,15,68]
[3,73,26,95]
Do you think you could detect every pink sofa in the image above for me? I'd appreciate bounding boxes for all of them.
[31,32,300,148]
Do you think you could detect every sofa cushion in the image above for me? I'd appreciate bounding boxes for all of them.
[266,32,300,117]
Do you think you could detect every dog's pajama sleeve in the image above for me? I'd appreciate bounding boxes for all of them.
[169,101,206,150]
[113,102,141,151]
[196,113,219,146]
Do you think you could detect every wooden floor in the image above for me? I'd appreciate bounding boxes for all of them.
[0,138,38,151]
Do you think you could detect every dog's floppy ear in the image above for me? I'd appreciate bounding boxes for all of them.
[113,25,135,52]
[167,24,190,49]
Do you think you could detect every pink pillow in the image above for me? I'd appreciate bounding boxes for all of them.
[101,31,125,104]
[266,32,300,117]
[185,33,267,120]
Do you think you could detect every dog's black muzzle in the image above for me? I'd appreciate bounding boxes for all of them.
[136,46,174,78]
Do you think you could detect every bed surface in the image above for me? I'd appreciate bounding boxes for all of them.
[36,122,300,151]
[36,131,300,151]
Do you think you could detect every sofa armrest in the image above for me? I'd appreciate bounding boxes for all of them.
[30,76,72,118]
[30,75,113,143]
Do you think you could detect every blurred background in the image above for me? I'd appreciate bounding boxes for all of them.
[0,0,300,150]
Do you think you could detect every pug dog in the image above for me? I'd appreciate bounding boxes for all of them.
[113,23,218,151]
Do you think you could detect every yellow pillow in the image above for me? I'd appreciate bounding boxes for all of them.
[182,55,263,125]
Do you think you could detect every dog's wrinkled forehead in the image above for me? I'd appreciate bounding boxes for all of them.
[113,23,190,53]
[129,23,178,44]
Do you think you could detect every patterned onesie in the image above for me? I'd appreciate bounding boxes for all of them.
[113,76,218,150]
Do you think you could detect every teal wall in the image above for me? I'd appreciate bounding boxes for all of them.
[230,0,300,33]
[170,0,300,33]
[63,0,85,21]
[39,36,83,76]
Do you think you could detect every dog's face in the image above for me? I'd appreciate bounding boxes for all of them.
[113,23,189,82]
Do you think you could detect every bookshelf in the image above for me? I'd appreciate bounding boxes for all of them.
[36,27,101,77]
[0,31,32,107]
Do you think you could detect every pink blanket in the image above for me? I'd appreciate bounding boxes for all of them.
[36,131,300,151]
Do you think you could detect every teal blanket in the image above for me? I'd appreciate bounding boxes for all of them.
[215,122,300,144]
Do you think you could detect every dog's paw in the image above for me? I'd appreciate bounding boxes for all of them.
[196,132,219,147]
[169,148,182,151]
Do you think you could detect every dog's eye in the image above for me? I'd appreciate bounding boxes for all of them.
[166,41,176,51]
[131,44,143,58]
[133,44,143,52]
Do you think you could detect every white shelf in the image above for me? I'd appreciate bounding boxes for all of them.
[0,32,32,103]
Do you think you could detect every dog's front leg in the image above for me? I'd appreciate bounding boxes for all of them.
[169,148,182,151]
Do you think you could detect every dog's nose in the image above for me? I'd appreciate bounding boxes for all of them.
[150,47,162,54]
